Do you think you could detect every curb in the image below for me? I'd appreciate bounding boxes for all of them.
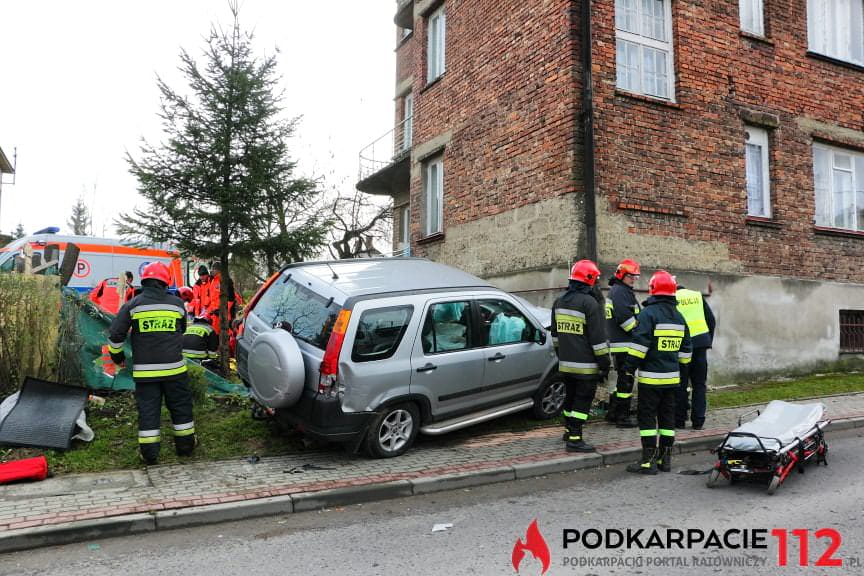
[2,415,862,554]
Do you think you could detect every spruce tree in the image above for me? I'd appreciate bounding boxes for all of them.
[12,222,25,239]
[67,195,91,235]
[121,4,327,367]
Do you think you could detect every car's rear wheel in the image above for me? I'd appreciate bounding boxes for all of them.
[366,403,420,458]
[533,375,566,419]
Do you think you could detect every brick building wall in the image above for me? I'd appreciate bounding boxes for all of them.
[404,0,585,278]
[374,0,864,376]
[592,0,864,281]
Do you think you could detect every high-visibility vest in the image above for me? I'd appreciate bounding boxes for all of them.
[676,288,709,337]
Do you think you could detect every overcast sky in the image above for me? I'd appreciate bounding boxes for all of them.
[0,1,395,238]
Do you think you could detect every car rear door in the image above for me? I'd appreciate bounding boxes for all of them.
[409,298,486,418]
[477,296,551,404]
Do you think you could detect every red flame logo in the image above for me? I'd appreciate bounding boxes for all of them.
[512,519,551,574]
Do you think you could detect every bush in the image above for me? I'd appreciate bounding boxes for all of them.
[0,274,61,396]
[186,363,209,406]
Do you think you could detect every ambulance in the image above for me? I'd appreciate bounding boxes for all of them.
[0,228,184,295]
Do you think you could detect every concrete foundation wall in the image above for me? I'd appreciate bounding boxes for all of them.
[420,194,582,280]
[486,265,864,381]
[707,274,864,381]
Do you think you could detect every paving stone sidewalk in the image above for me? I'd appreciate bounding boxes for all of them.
[1,393,863,544]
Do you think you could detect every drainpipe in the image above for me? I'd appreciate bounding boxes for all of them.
[580,0,598,262]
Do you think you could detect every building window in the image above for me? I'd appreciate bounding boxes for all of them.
[740,0,765,36]
[427,6,446,82]
[813,144,864,231]
[401,93,413,153]
[745,127,771,217]
[423,155,444,236]
[615,0,675,100]
[401,26,413,40]
[398,205,410,250]
[807,0,864,66]
[840,309,864,353]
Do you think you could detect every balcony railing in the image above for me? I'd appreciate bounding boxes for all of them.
[358,116,412,182]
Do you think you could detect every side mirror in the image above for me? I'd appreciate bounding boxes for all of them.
[534,328,547,345]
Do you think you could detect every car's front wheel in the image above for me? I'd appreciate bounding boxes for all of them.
[533,375,566,419]
[366,402,420,458]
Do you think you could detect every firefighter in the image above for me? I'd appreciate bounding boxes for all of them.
[192,265,210,316]
[107,262,196,465]
[604,258,641,428]
[675,283,716,430]
[551,260,610,453]
[183,314,218,362]
[124,271,136,303]
[177,286,195,319]
[623,270,692,474]
[205,261,240,341]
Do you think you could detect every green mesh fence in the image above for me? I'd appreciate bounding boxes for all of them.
[64,288,246,395]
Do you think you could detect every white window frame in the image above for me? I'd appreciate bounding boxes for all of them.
[739,0,765,36]
[615,0,676,101]
[745,126,771,218]
[402,93,413,152]
[813,143,864,231]
[807,0,864,66]
[423,156,444,236]
[399,205,410,248]
[426,6,447,82]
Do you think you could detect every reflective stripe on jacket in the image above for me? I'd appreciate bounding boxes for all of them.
[551,282,610,380]
[605,280,640,353]
[108,285,187,381]
[183,320,218,360]
[625,295,692,387]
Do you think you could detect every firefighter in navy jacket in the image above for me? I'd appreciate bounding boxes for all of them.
[551,260,610,453]
[623,270,692,474]
[108,262,196,465]
[604,258,641,428]
[183,314,219,361]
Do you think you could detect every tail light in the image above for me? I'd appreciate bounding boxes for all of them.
[319,309,351,396]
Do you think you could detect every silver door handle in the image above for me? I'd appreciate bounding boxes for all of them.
[488,353,506,362]
[416,363,437,373]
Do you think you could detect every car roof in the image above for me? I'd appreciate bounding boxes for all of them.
[285,258,494,299]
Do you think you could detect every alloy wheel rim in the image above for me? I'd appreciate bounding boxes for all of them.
[542,380,566,414]
[379,409,413,452]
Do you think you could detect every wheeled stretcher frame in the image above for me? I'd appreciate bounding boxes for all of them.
[707,402,830,495]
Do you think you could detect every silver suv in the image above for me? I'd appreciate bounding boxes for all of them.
[236,258,564,457]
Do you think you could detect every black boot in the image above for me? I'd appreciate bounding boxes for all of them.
[626,448,658,475]
[657,446,672,472]
[565,428,595,452]
[566,437,596,452]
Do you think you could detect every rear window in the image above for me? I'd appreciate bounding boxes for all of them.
[351,306,413,362]
[253,276,341,349]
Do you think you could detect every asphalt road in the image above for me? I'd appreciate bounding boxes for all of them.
[2,428,862,576]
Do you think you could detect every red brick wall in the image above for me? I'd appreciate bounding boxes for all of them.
[592,0,864,281]
[408,0,581,249]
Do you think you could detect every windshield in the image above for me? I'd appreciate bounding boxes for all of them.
[0,238,26,269]
[252,274,341,349]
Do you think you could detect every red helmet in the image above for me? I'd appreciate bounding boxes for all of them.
[615,258,641,280]
[177,286,193,302]
[569,259,601,286]
[141,262,171,286]
[649,270,677,296]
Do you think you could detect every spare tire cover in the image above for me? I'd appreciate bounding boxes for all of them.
[248,329,305,408]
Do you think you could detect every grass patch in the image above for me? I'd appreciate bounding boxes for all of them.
[707,371,864,409]
[0,392,300,475]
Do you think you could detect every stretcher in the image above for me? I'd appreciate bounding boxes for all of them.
[706,400,829,494]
